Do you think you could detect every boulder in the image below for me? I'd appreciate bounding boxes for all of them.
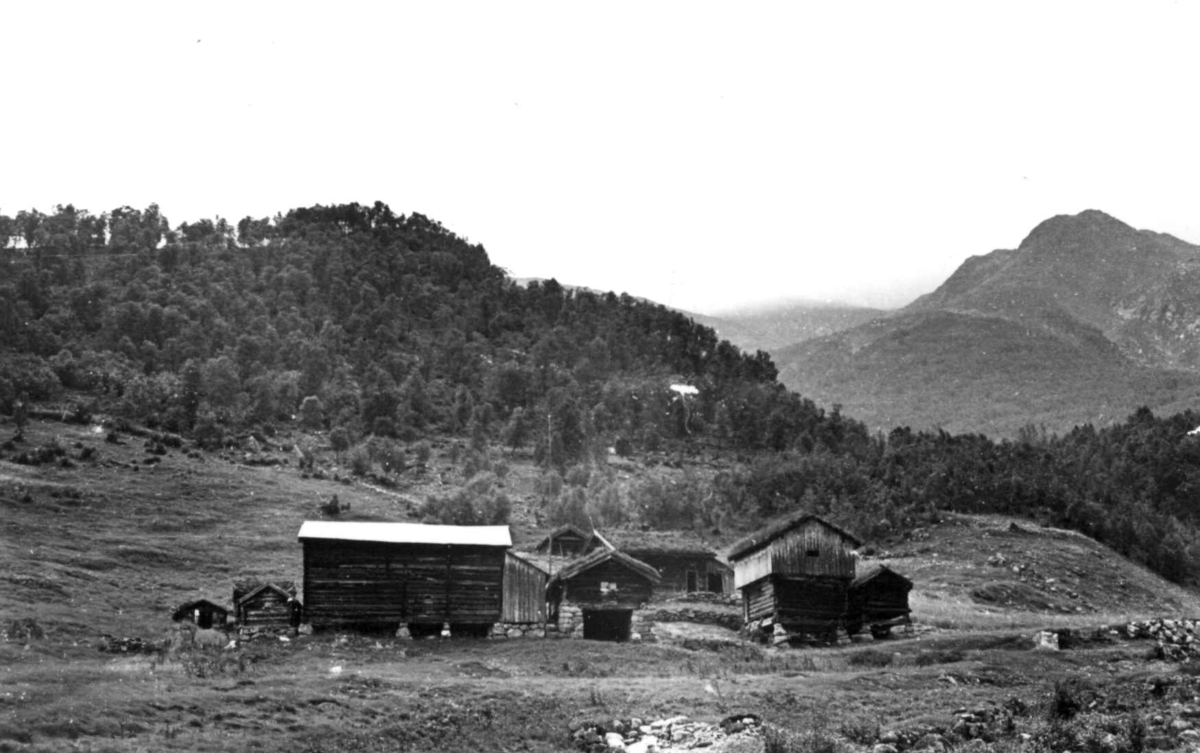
[1032,630,1060,651]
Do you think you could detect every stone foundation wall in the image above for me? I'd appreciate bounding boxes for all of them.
[489,622,548,639]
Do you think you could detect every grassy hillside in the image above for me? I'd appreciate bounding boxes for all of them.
[6,417,1200,751]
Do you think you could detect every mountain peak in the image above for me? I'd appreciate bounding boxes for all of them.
[1018,209,1135,252]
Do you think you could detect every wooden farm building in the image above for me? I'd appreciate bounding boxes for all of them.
[727,513,861,641]
[172,599,229,630]
[233,581,301,631]
[501,551,550,625]
[532,525,591,557]
[548,547,660,641]
[583,529,733,595]
[847,564,912,638]
[297,521,512,633]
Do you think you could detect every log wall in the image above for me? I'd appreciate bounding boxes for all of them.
[302,540,506,629]
[502,552,547,624]
[560,558,654,610]
[733,519,856,588]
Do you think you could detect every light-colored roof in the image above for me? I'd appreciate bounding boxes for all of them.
[297,521,512,547]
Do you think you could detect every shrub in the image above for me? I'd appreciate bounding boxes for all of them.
[347,445,372,476]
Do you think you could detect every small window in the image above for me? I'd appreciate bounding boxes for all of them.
[600,581,618,595]
[806,548,820,557]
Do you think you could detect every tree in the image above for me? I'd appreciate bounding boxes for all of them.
[299,395,325,430]
[329,426,351,464]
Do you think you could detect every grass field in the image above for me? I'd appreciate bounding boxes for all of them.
[5,415,1200,752]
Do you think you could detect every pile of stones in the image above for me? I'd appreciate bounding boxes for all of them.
[571,714,762,752]
[1126,618,1200,661]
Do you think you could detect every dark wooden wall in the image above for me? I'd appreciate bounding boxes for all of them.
[239,589,296,629]
[502,553,547,624]
[848,576,911,623]
[741,575,850,633]
[303,540,507,629]
[631,552,732,594]
[773,576,849,633]
[560,559,654,610]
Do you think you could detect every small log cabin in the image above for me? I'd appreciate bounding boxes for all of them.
[547,547,660,641]
[172,599,229,630]
[727,513,861,640]
[583,529,733,596]
[532,525,591,557]
[847,564,912,638]
[234,582,301,631]
[297,521,512,633]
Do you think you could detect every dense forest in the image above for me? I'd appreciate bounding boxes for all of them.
[3,202,1200,586]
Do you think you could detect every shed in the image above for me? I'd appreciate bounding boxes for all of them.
[847,564,913,638]
[547,548,660,641]
[172,599,229,630]
[234,582,301,630]
[532,524,591,557]
[297,521,512,633]
[584,529,733,595]
[727,513,862,640]
[502,551,550,625]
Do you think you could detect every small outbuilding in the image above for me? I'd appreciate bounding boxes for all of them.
[172,599,229,630]
[583,529,733,596]
[234,581,302,631]
[501,551,550,626]
[847,564,913,638]
[547,547,660,641]
[727,513,861,642]
[298,521,512,634]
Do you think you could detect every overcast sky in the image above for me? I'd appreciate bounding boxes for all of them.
[4,2,1200,314]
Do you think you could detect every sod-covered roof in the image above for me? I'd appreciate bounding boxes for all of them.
[726,513,861,561]
[585,528,722,558]
[531,524,592,551]
[549,547,661,584]
[850,564,913,590]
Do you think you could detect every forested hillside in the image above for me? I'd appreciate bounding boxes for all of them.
[0,202,837,461]
[4,202,1200,589]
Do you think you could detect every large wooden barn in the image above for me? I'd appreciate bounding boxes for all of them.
[297,521,512,633]
[583,529,733,596]
[727,513,861,642]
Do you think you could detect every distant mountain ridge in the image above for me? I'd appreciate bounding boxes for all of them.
[692,301,888,354]
[773,210,1200,436]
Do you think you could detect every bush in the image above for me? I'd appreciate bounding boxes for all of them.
[347,445,372,476]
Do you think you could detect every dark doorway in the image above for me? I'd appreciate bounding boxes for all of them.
[582,609,632,641]
[196,609,213,629]
[707,572,724,593]
[686,571,698,593]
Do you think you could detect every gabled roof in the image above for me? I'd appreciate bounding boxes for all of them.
[237,582,298,606]
[172,599,229,621]
[532,524,592,551]
[549,547,661,585]
[585,528,722,558]
[507,550,554,575]
[727,513,862,561]
[851,564,913,590]
[297,521,512,547]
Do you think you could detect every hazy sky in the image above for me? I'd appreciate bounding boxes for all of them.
[5,2,1200,314]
